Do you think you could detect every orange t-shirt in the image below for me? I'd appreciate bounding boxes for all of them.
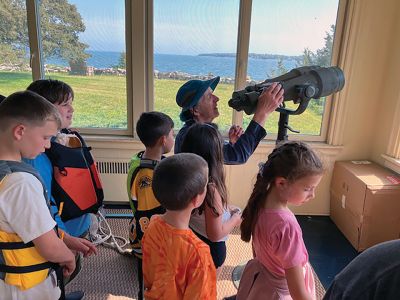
[142,215,216,300]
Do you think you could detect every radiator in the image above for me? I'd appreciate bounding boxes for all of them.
[96,160,130,204]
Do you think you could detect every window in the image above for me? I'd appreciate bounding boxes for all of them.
[244,0,340,141]
[39,0,127,131]
[153,0,240,132]
[0,0,32,97]
[5,0,343,141]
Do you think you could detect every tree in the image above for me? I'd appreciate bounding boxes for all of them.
[298,25,335,67]
[114,52,126,69]
[0,0,28,64]
[0,44,27,65]
[40,0,89,64]
[276,58,288,76]
[0,0,89,66]
[314,25,335,67]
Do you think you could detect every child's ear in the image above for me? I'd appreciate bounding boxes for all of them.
[13,124,25,141]
[191,193,205,209]
[158,135,167,146]
[274,176,287,190]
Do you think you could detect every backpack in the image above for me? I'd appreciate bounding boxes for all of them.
[46,129,103,222]
[126,151,158,213]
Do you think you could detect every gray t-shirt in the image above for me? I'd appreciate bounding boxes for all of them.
[324,240,400,300]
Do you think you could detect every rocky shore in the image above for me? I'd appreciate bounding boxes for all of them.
[0,64,255,84]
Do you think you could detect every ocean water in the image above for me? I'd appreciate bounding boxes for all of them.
[45,51,298,81]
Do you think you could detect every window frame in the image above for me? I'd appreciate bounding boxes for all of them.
[26,0,348,142]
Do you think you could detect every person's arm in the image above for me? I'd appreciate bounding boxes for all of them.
[222,120,266,164]
[204,186,241,242]
[222,83,284,165]
[33,229,76,277]
[285,265,313,300]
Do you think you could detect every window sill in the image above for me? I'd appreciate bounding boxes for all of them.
[381,154,400,174]
[254,140,344,157]
[83,135,141,150]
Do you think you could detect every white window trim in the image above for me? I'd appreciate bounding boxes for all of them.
[381,77,400,174]
[327,0,359,146]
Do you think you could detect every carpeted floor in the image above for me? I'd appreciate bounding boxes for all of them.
[66,210,325,299]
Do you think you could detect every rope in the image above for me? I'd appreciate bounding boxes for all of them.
[88,210,132,255]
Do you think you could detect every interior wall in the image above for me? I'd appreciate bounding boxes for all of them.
[90,0,400,215]
[370,0,400,163]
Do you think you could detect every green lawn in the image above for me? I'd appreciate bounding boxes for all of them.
[0,71,323,135]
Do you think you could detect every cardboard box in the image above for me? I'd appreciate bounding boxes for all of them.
[330,160,400,251]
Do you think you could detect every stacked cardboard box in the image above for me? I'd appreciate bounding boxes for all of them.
[330,160,400,251]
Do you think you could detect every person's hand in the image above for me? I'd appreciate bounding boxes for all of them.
[63,234,97,257]
[228,125,244,144]
[230,210,242,226]
[252,82,284,126]
[61,256,76,277]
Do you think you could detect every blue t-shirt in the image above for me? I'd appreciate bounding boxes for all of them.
[24,153,91,237]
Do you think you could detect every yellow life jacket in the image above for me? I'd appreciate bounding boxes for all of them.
[0,161,57,290]
[0,230,55,290]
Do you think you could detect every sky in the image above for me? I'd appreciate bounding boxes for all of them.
[69,0,339,56]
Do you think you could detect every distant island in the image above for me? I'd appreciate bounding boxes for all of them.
[198,53,302,61]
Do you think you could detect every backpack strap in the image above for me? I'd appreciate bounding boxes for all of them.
[127,152,159,213]
[60,129,89,149]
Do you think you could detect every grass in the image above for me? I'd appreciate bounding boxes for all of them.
[0,71,323,135]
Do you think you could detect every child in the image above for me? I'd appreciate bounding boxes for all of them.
[26,79,93,238]
[181,123,242,275]
[0,91,75,299]
[126,111,174,299]
[142,153,216,299]
[238,141,324,300]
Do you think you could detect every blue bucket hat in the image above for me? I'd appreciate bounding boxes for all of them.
[176,76,220,121]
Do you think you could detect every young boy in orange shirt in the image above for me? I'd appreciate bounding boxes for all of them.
[142,153,217,299]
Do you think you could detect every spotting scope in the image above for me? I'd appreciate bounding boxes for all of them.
[228,65,345,116]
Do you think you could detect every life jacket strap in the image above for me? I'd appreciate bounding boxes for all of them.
[0,241,34,250]
[0,262,58,274]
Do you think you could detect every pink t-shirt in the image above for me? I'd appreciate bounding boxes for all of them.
[252,208,309,277]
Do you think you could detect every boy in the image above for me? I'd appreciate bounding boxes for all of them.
[25,80,97,297]
[126,111,174,299]
[142,153,217,299]
[26,79,94,239]
[0,91,75,299]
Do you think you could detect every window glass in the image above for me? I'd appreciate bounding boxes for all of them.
[244,0,340,137]
[39,0,127,129]
[0,1,32,97]
[153,0,240,132]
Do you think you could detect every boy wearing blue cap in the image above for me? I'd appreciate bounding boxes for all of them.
[175,77,284,164]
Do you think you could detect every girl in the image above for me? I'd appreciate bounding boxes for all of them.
[181,123,242,275]
[239,141,323,300]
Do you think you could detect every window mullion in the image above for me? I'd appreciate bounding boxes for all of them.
[233,0,253,127]
[26,0,43,80]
